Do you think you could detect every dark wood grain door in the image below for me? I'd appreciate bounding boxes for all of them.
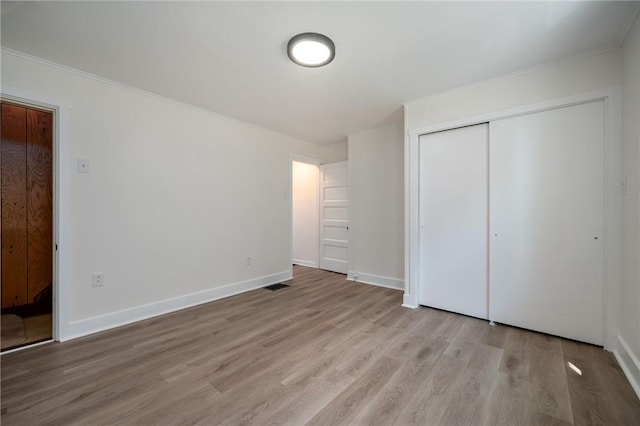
[1,102,53,309]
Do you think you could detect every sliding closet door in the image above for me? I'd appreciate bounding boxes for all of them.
[419,124,488,319]
[489,101,605,345]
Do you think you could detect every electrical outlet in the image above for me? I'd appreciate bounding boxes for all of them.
[92,272,104,287]
[245,257,252,266]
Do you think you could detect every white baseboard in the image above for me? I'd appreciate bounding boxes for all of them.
[61,270,292,342]
[293,259,318,268]
[347,271,404,291]
[402,293,419,309]
[614,335,640,399]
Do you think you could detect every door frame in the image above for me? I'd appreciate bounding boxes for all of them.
[288,154,321,275]
[1,87,70,345]
[404,87,622,351]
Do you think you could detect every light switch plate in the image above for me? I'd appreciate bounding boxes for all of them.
[77,158,91,173]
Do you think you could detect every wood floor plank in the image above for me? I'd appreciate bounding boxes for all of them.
[408,307,465,341]
[114,379,220,426]
[485,372,533,425]
[529,344,574,424]
[393,348,469,425]
[456,316,509,349]
[498,327,533,380]
[264,369,354,425]
[353,337,448,426]
[437,341,504,425]
[2,266,639,425]
[307,355,402,425]
[335,324,403,378]
[224,367,353,426]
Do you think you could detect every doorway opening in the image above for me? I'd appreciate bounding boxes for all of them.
[1,100,55,352]
[290,156,349,275]
[291,158,320,269]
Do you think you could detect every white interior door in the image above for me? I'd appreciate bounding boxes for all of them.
[319,161,349,274]
[489,100,605,345]
[418,124,489,319]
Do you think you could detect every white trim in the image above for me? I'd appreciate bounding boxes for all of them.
[603,89,623,351]
[347,139,354,277]
[614,336,640,399]
[62,270,292,342]
[403,105,416,309]
[0,339,54,356]
[0,87,71,343]
[402,299,418,309]
[289,153,322,166]
[409,88,619,138]
[403,132,420,309]
[293,259,318,268]
[405,87,622,350]
[347,272,403,291]
[320,160,349,169]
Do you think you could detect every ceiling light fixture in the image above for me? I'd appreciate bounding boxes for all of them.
[287,33,335,68]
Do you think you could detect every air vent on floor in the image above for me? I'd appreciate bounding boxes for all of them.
[263,283,290,291]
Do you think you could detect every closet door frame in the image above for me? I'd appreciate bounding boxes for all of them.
[404,87,622,351]
[2,87,70,345]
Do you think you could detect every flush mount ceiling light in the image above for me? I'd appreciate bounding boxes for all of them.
[287,32,335,68]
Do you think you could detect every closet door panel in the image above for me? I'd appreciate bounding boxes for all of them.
[489,101,605,345]
[26,109,53,302]
[419,124,488,319]
[1,103,28,308]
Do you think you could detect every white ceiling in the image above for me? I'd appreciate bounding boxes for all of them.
[2,1,639,145]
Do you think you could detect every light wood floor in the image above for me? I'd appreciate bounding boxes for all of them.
[2,266,639,425]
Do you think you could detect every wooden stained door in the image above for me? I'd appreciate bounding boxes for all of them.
[1,102,53,309]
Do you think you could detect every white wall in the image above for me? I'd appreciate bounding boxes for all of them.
[292,161,319,268]
[620,14,640,396]
[348,122,404,289]
[323,140,348,163]
[405,49,622,129]
[1,49,323,340]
